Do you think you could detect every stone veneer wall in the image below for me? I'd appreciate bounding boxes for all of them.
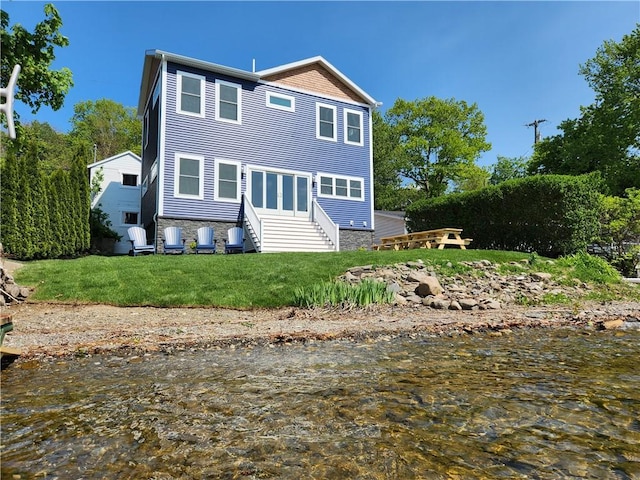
[157,217,242,254]
[339,229,375,251]
[156,217,374,253]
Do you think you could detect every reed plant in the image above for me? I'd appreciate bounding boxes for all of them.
[293,279,395,308]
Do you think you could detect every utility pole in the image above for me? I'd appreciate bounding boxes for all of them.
[526,119,547,144]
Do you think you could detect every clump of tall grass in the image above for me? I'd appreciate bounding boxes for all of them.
[293,279,395,308]
[556,252,621,284]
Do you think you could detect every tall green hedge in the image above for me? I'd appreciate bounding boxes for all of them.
[1,143,90,260]
[406,174,603,257]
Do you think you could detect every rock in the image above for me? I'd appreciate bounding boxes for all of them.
[429,298,450,309]
[449,300,462,311]
[405,294,423,304]
[603,319,624,330]
[344,271,358,283]
[394,294,407,306]
[459,298,478,310]
[531,272,553,281]
[480,300,501,310]
[386,282,403,294]
[414,276,444,297]
[407,271,433,283]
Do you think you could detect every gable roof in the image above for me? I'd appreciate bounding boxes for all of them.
[138,50,378,116]
[256,56,378,106]
[87,150,141,170]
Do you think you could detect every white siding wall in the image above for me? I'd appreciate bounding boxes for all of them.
[89,152,142,254]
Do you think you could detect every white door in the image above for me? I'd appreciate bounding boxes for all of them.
[250,169,310,218]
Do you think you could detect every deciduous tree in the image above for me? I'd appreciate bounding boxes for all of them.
[529,25,640,196]
[70,99,142,160]
[0,3,73,117]
[386,96,491,199]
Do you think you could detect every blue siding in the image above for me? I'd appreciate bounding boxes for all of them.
[161,62,372,229]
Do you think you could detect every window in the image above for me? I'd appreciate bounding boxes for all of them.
[344,109,363,146]
[215,159,241,202]
[317,173,364,201]
[122,173,138,187]
[216,80,242,124]
[174,153,204,199]
[177,71,205,117]
[123,212,138,225]
[152,79,160,106]
[316,103,337,141]
[150,159,158,182]
[142,175,148,196]
[144,110,149,148]
[266,92,295,112]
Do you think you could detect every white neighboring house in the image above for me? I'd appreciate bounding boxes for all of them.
[88,151,142,254]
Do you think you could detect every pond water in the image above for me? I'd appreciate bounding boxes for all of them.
[1,328,639,479]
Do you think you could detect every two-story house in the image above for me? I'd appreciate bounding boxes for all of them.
[137,50,378,252]
[88,151,142,254]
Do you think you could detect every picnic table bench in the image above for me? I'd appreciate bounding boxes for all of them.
[373,228,472,251]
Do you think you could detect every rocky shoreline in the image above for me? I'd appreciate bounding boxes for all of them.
[2,299,639,362]
[1,259,639,363]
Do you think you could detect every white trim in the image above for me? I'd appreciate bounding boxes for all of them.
[259,79,373,109]
[316,103,337,142]
[214,158,242,203]
[174,153,205,200]
[159,61,167,216]
[266,91,295,112]
[367,105,375,230]
[120,171,139,188]
[343,108,364,146]
[215,79,242,124]
[121,210,140,227]
[87,151,141,170]
[176,70,206,118]
[317,172,365,201]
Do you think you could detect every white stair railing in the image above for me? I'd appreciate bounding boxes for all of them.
[312,199,339,251]
[242,194,263,252]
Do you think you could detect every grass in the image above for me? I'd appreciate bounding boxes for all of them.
[13,249,639,309]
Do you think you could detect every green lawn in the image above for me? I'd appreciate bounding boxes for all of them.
[13,250,636,308]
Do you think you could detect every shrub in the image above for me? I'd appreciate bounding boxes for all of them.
[406,174,603,257]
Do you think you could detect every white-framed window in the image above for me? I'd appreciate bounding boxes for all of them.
[317,173,364,201]
[144,110,149,148]
[174,153,204,199]
[123,211,139,225]
[266,91,295,112]
[214,158,241,202]
[316,103,337,141]
[216,80,242,124]
[142,175,149,196]
[344,108,363,146]
[122,173,138,187]
[177,71,205,117]
[150,158,158,182]
[152,79,161,107]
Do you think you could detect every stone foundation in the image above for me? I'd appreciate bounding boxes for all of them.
[156,218,242,254]
[339,229,375,251]
[156,218,374,253]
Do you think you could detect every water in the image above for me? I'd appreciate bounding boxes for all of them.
[2,329,639,479]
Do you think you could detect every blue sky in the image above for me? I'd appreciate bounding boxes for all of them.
[4,1,639,167]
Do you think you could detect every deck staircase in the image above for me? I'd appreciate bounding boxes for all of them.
[244,216,336,253]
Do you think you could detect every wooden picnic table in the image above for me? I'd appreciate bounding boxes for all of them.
[373,228,472,251]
